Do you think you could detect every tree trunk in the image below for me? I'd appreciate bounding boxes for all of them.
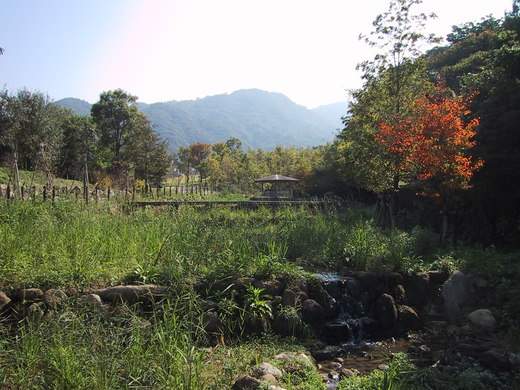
[12,150,21,199]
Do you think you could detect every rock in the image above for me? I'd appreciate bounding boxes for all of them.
[251,362,282,380]
[252,279,284,297]
[232,375,261,390]
[267,386,286,390]
[311,345,343,361]
[274,352,314,368]
[273,309,306,337]
[355,272,384,299]
[479,349,512,371]
[377,364,390,371]
[404,273,430,308]
[323,321,353,343]
[258,373,278,385]
[203,311,222,333]
[79,293,103,307]
[441,271,471,323]
[375,294,398,330]
[397,305,422,333]
[307,281,337,316]
[92,285,167,304]
[387,272,404,288]
[282,289,298,307]
[44,289,67,309]
[467,309,496,331]
[13,288,44,303]
[27,302,44,321]
[427,270,450,285]
[345,277,362,299]
[393,285,406,303]
[340,368,358,378]
[301,299,325,324]
[0,291,11,310]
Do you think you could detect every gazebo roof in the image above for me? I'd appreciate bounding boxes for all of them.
[255,174,300,183]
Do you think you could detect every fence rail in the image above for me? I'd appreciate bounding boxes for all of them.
[0,182,217,203]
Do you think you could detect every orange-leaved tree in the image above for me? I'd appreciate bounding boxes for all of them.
[376,86,483,240]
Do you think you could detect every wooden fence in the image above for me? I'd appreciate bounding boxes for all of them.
[0,181,216,203]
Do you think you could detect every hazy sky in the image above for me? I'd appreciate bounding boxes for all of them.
[0,0,513,108]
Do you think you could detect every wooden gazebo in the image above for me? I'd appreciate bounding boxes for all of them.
[253,174,299,199]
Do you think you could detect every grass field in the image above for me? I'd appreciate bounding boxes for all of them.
[0,199,519,389]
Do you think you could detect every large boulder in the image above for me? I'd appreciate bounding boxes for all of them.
[301,299,325,324]
[441,271,472,323]
[467,309,496,332]
[374,293,398,330]
[92,285,167,304]
[397,305,422,333]
[404,273,430,309]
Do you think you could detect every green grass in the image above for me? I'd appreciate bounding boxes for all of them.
[0,167,82,188]
[1,199,520,389]
[1,199,519,288]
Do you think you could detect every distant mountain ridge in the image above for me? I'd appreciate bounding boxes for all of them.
[56,89,346,151]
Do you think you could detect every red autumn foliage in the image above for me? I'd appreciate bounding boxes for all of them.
[375,87,483,192]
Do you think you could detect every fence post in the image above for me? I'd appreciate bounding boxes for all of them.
[21,185,25,200]
[6,183,11,200]
[52,186,56,203]
[43,186,47,202]
[125,188,128,201]
[95,187,98,203]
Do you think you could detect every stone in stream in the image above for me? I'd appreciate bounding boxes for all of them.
[322,321,353,343]
[374,294,398,330]
[441,271,471,323]
[467,309,496,331]
[403,273,430,309]
[397,305,422,333]
[311,345,344,361]
[0,291,11,310]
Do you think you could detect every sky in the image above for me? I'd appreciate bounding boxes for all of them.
[0,0,513,108]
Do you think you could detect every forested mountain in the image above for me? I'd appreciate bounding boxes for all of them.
[56,89,345,150]
[55,97,91,116]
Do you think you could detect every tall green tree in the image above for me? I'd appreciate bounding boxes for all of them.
[91,89,139,179]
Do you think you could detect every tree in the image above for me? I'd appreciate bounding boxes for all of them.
[376,86,483,241]
[188,143,212,182]
[58,114,97,180]
[91,89,139,180]
[0,89,63,195]
[337,0,439,227]
[128,114,171,186]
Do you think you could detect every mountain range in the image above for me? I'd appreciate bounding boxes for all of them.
[56,89,346,151]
